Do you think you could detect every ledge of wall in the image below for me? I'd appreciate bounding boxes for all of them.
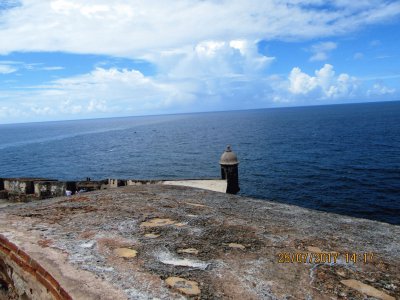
[0,234,72,300]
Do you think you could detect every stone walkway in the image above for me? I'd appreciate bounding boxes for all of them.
[0,185,399,299]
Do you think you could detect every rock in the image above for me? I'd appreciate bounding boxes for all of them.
[341,279,395,300]
[113,248,138,258]
[158,251,209,269]
[140,218,176,227]
[144,233,160,238]
[80,241,95,248]
[307,246,322,253]
[165,277,201,296]
[336,270,346,277]
[185,202,209,208]
[177,248,199,255]
[228,243,246,250]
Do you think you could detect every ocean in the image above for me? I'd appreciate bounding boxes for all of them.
[0,101,399,224]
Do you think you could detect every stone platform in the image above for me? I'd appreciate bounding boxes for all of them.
[163,180,227,193]
[0,185,399,299]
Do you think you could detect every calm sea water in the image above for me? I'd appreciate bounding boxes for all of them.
[1,101,399,224]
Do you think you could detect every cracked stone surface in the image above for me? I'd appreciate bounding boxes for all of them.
[0,184,399,299]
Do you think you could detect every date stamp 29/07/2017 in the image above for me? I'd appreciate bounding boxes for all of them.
[277,252,375,264]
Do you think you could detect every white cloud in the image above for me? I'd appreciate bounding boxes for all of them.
[289,67,318,94]
[0,57,396,123]
[287,64,358,100]
[162,40,274,79]
[367,83,396,96]
[309,41,337,62]
[30,106,53,116]
[41,66,64,71]
[0,1,399,58]
[0,106,24,119]
[87,99,108,113]
[0,38,274,123]
[48,67,192,113]
[0,64,18,74]
[0,67,198,123]
[0,60,64,73]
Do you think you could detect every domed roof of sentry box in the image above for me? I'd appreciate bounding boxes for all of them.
[220,145,239,165]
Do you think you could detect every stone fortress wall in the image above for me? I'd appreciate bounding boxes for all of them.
[0,177,233,203]
[0,177,224,202]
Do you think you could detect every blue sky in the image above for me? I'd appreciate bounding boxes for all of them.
[0,0,399,124]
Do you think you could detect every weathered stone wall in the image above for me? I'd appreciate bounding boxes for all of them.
[76,180,107,192]
[108,179,126,188]
[0,235,72,300]
[108,179,119,188]
[34,181,67,199]
[0,190,8,200]
[4,179,34,194]
[126,179,163,186]
[1,177,227,203]
[66,182,77,193]
[109,179,164,187]
[0,178,7,200]
[3,180,10,191]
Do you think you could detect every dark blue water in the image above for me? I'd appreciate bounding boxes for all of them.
[1,101,399,224]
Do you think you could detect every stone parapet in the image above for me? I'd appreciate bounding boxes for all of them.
[0,234,72,300]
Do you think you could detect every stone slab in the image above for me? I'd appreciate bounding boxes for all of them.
[163,179,227,193]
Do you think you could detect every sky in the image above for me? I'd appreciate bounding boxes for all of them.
[0,0,399,124]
